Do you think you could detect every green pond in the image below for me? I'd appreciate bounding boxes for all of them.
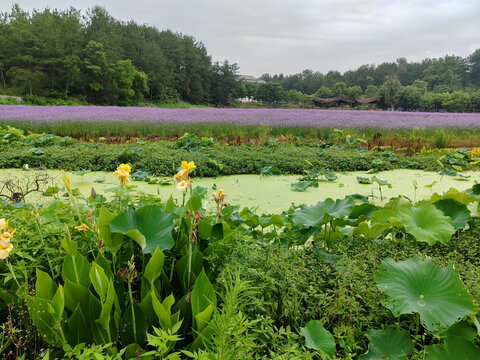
[1,169,479,213]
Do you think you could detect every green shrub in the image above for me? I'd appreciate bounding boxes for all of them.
[0,143,445,176]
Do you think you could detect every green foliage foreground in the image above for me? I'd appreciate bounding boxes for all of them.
[1,162,480,359]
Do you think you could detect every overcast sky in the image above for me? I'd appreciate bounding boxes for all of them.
[2,0,480,77]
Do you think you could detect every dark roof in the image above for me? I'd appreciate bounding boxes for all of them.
[312,96,382,104]
[355,96,381,104]
[312,96,353,104]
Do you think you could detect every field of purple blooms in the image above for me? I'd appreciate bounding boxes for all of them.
[1,105,480,143]
[2,105,480,128]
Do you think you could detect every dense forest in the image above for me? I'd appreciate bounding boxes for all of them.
[0,5,240,105]
[2,4,480,111]
[255,51,480,111]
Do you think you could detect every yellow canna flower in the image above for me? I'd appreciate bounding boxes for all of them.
[62,170,72,196]
[117,163,132,174]
[176,180,190,193]
[218,189,224,196]
[174,169,187,182]
[114,164,131,185]
[75,223,93,232]
[0,219,15,259]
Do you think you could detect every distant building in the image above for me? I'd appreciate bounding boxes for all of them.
[238,75,266,84]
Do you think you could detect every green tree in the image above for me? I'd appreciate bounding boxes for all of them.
[346,86,362,100]
[314,86,333,98]
[423,56,461,91]
[284,89,303,104]
[469,48,480,87]
[364,85,379,98]
[210,60,241,105]
[471,90,480,111]
[255,82,284,103]
[446,91,471,112]
[332,82,347,97]
[380,79,402,109]
[82,40,110,103]
[398,85,423,110]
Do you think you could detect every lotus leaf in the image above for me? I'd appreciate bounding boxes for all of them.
[398,202,455,245]
[290,197,354,229]
[376,257,475,331]
[110,205,177,253]
[300,320,336,356]
[430,188,477,205]
[358,327,413,360]
[433,198,471,230]
[425,337,480,359]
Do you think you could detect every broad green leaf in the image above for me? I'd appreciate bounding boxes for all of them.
[433,198,471,230]
[348,203,378,220]
[187,190,203,212]
[290,197,354,229]
[198,220,212,240]
[89,263,109,301]
[357,176,372,184]
[191,269,216,331]
[96,280,116,343]
[291,180,318,192]
[61,235,77,256]
[195,304,214,333]
[110,205,177,253]
[430,188,477,205]
[176,249,204,293]
[62,253,91,288]
[38,201,61,225]
[50,285,65,319]
[66,305,92,346]
[398,202,455,245]
[120,303,148,346]
[425,337,480,359]
[445,321,477,342]
[97,206,123,255]
[358,327,413,360]
[94,251,114,280]
[376,257,475,331]
[26,296,63,347]
[151,290,172,330]
[89,293,109,345]
[372,176,392,188]
[354,221,391,239]
[35,269,57,300]
[63,279,90,313]
[300,320,336,356]
[143,247,165,286]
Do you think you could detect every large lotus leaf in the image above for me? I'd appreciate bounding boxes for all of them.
[358,327,413,360]
[383,196,411,212]
[371,209,402,226]
[110,205,177,253]
[290,197,354,229]
[376,257,475,332]
[430,188,477,205]
[433,198,471,230]
[300,320,336,356]
[425,337,480,360]
[354,221,392,239]
[398,202,455,245]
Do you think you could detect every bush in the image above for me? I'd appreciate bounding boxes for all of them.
[0,143,445,176]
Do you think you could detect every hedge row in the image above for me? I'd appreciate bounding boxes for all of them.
[0,142,443,177]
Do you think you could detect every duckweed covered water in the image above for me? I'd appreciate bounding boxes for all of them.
[1,169,478,213]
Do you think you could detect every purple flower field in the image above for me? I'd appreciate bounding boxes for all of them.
[1,105,480,129]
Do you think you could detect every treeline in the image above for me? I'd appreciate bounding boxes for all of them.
[0,5,241,105]
[254,53,480,111]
